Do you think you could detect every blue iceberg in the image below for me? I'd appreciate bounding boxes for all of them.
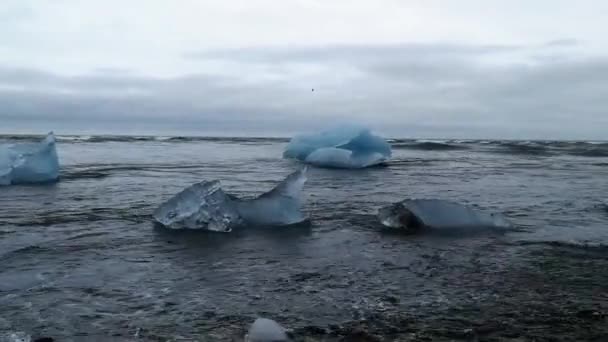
[153,168,308,231]
[283,125,391,168]
[0,132,60,186]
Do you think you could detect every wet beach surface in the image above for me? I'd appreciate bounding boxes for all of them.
[1,136,607,341]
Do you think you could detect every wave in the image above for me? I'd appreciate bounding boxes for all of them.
[389,139,608,157]
[0,245,50,260]
[490,141,608,157]
[392,141,469,151]
[61,163,208,181]
[2,206,152,228]
[494,142,552,156]
[0,135,43,142]
[385,159,438,167]
[516,240,608,250]
[566,147,608,158]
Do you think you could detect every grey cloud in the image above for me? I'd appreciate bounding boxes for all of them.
[185,42,520,65]
[544,38,581,47]
[2,42,607,139]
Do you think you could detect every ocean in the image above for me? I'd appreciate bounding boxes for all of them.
[1,134,607,341]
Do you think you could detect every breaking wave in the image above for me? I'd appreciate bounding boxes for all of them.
[390,139,608,157]
[60,163,207,181]
[392,140,469,151]
[494,142,552,156]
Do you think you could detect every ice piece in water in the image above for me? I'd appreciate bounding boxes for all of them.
[283,125,391,168]
[378,199,511,233]
[153,180,242,232]
[0,132,59,185]
[0,148,13,186]
[234,167,308,226]
[153,168,308,231]
[245,318,289,342]
[0,332,31,342]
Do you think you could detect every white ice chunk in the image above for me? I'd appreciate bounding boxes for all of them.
[0,132,59,185]
[284,125,391,169]
[378,199,511,233]
[152,180,242,232]
[245,318,288,342]
[235,167,308,226]
[153,168,308,231]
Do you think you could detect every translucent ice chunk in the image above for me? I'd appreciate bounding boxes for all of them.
[152,180,242,232]
[153,168,308,231]
[378,199,511,233]
[0,148,12,186]
[245,318,288,342]
[0,132,60,185]
[234,167,308,226]
[0,332,31,342]
[283,125,391,169]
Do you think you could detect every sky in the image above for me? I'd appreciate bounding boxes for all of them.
[1,0,607,139]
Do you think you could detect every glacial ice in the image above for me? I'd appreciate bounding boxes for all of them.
[234,167,308,226]
[283,125,391,168]
[152,180,242,232]
[245,318,289,342]
[378,199,511,233]
[153,168,308,231]
[0,132,60,186]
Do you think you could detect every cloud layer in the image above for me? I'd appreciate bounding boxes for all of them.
[1,1,607,138]
[2,41,607,139]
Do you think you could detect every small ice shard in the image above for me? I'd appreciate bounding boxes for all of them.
[245,318,289,342]
[153,168,308,231]
[283,125,391,168]
[153,180,242,232]
[378,199,511,233]
[0,132,59,185]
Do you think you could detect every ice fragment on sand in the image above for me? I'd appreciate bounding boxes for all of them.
[0,132,59,185]
[153,168,308,231]
[234,167,308,226]
[283,125,391,168]
[153,180,241,232]
[378,199,511,233]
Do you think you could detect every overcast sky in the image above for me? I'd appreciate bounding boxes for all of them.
[1,0,607,138]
